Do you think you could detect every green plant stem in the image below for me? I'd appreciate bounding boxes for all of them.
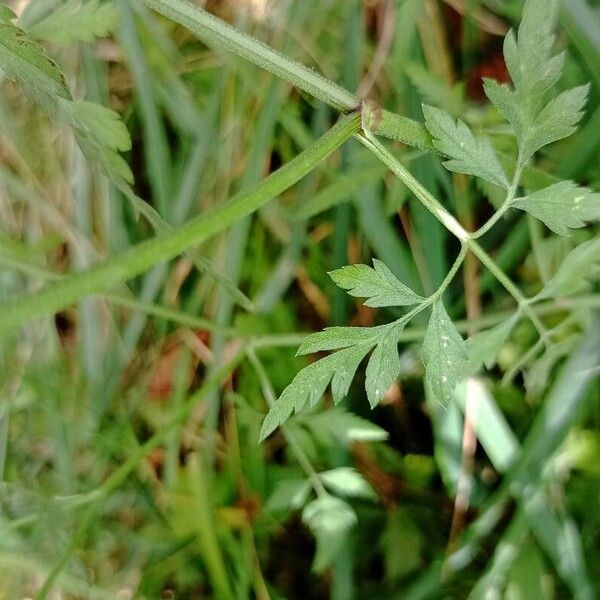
[359,130,549,338]
[0,112,361,334]
[135,0,556,196]
[142,0,358,112]
[358,130,469,242]
[473,157,524,239]
[246,348,327,497]
[187,454,236,600]
[4,250,597,349]
[467,243,548,338]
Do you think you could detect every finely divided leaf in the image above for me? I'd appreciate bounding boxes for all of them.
[536,238,600,300]
[512,181,600,236]
[59,99,133,184]
[423,104,508,188]
[365,329,400,408]
[0,8,70,111]
[30,0,120,46]
[502,0,560,112]
[467,313,519,371]
[297,325,385,355]
[296,407,388,445]
[0,10,131,184]
[260,343,374,440]
[422,301,468,407]
[329,259,423,307]
[484,0,587,159]
[523,85,589,160]
[302,496,357,572]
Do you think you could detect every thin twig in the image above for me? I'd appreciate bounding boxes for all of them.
[358,0,396,98]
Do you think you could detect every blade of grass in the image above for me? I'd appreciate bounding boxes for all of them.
[119,0,172,216]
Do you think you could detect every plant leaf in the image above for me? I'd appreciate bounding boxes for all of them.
[422,301,468,407]
[467,313,519,371]
[58,99,133,184]
[483,0,587,159]
[297,325,384,355]
[319,467,376,500]
[422,104,508,188]
[260,343,373,440]
[296,407,388,445]
[266,479,311,513]
[30,0,120,46]
[523,85,589,160]
[512,181,600,236]
[302,495,357,572]
[502,0,561,114]
[0,10,131,184]
[0,8,71,111]
[329,259,423,307]
[365,329,400,408]
[524,338,577,396]
[330,345,373,404]
[536,238,600,300]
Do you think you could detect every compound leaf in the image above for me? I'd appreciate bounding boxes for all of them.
[329,259,423,307]
[0,10,131,184]
[260,343,374,440]
[512,181,600,236]
[484,0,586,160]
[423,104,508,188]
[422,301,468,407]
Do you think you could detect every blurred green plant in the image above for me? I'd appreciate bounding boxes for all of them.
[0,0,599,598]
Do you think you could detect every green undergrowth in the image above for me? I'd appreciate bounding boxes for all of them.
[0,0,599,598]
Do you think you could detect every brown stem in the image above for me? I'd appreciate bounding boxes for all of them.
[358,0,396,98]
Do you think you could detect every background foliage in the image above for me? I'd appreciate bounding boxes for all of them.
[0,0,599,598]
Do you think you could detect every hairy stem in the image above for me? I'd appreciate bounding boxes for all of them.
[142,0,358,111]
[0,112,361,334]
[358,130,469,241]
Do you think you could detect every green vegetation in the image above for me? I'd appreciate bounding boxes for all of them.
[0,0,599,598]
